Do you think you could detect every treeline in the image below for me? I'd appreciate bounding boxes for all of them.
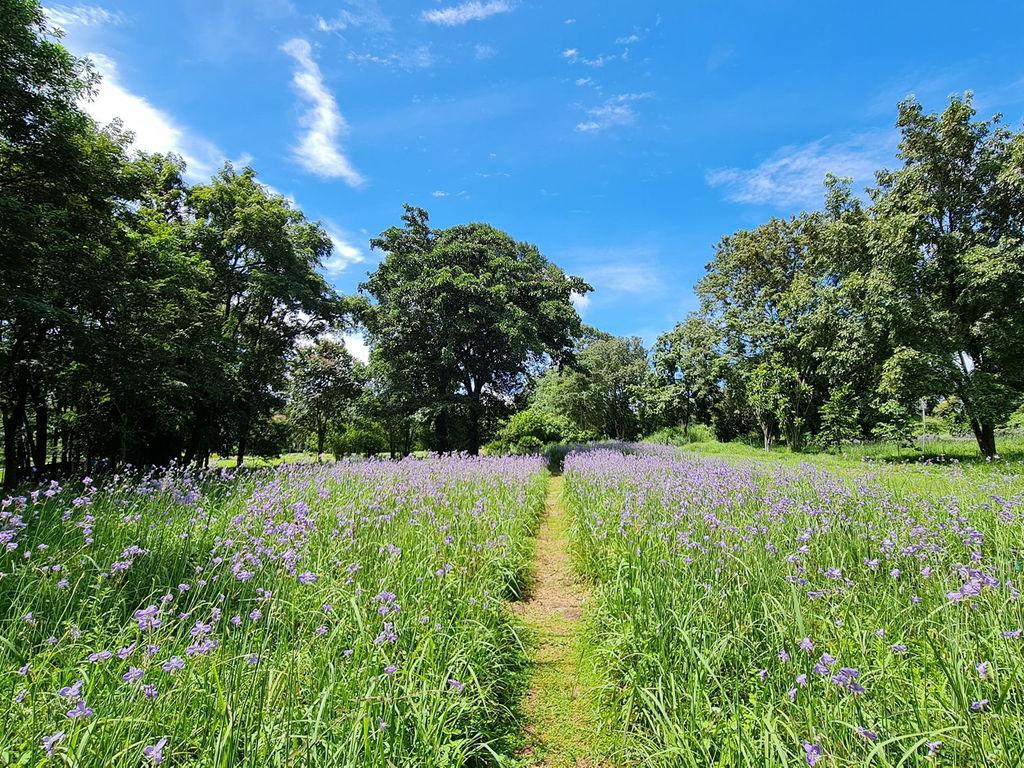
[1,1,589,488]
[500,96,1024,460]
[652,95,1024,458]
[5,0,1024,488]
[1,3,347,487]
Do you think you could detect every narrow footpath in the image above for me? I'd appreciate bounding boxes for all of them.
[515,474,610,767]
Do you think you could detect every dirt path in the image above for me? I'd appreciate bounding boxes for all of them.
[515,474,609,767]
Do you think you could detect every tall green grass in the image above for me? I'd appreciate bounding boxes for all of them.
[1,456,545,766]
[566,448,1024,766]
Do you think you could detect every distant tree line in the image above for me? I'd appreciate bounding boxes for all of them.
[1,1,590,487]
[652,95,1024,458]
[5,0,1023,489]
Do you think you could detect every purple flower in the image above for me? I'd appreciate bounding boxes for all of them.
[123,667,144,683]
[447,678,465,692]
[161,656,185,674]
[297,571,318,585]
[970,699,989,712]
[42,730,65,756]
[891,643,908,655]
[383,664,398,675]
[143,684,158,700]
[143,737,167,765]
[778,648,790,662]
[799,637,814,653]
[802,742,822,766]
[977,661,990,678]
[757,668,768,681]
[58,680,83,700]
[856,726,878,742]
[87,650,112,663]
[66,699,94,719]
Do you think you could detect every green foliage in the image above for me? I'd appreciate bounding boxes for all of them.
[328,420,389,458]
[0,6,348,486]
[817,383,861,451]
[360,206,590,455]
[530,329,654,441]
[642,424,713,446]
[486,409,595,456]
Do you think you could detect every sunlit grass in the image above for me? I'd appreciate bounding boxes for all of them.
[565,448,1024,766]
[1,456,545,766]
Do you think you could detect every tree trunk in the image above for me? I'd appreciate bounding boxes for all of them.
[970,418,997,459]
[761,422,774,451]
[434,410,449,454]
[236,412,250,468]
[316,424,326,462]
[33,393,48,475]
[467,407,481,457]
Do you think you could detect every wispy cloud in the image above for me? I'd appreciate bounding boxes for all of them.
[576,92,653,133]
[347,46,434,69]
[615,34,640,45]
[474,44,497,60]
[561,47,622,68]
[321,223,367,274]
[84,53,224,181]
[570,291,591,313]
[316,0,391,33]
[281,38,364,187]
[44,3,126,28]
[706,130,897,207]
[421,1,512,27]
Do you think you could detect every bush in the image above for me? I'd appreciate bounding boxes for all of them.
[489,410,595,455]
[643,424,713,446]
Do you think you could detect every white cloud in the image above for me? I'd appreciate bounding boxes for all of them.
[474,44,497,60]
[706,130,897,207]
[281,38,364,187]
[564,18,576,24]
[321,223,366,275]
[84,53,224,181]
[575,77,593,87]
[432,190,449,197]
[341,332,370,364]
[315,0,390,33]
[347,46,434,69]
[421,1,512,26]
[585,263,662,295]
[575,92,652,133]
[561,48,579,61]
[44,4,126,28]
[615,34,640,45]
[570,291,590,313]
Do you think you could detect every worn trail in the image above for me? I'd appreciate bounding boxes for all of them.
[515,474,610,767]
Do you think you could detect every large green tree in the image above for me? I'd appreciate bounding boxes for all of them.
[288,338,360,459]
[868,94,1024,457]
[361,206,590,454]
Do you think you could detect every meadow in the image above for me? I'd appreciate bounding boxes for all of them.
[1,456,544,767]
[565,448,1024,767]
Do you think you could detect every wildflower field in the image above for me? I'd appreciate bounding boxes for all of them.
[565,449,1024,767]
[1,456,544,766]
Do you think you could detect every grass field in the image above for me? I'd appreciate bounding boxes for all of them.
[1,456,544,766]
[565,446,1024,766]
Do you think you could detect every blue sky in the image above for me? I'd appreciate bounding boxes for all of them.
[45,0,1024,357]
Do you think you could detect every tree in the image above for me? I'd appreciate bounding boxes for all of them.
[818,384,861,451]
[1,0,134,487]
[189,166,342,467]
[869,94,1024,458]
[653,316,721,435]
[288,339,360,459]
[361,206,590,454]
